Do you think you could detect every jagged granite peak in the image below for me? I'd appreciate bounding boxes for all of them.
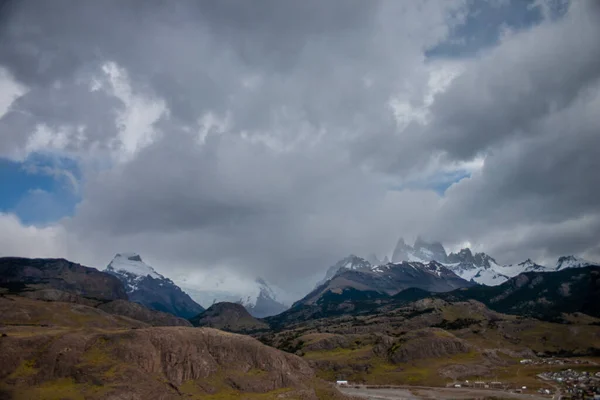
[447,248,475,264]
[391,237,413,263]
[104,253,204,319]
[413,236,448,263]
[473,252,499,268]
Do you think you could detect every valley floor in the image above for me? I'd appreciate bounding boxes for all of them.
[339,385,550,400]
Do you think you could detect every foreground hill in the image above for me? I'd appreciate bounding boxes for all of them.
[0,321,334,399]
[0,256,352,399]
[105,253,204,319]
[258,297,600,388]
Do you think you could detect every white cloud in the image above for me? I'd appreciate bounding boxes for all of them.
[0,213,67,258]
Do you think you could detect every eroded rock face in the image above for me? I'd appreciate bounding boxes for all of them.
[387,329,472,364]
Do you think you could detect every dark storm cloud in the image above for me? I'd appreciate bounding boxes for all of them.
[428,76,600,263]
[427,0,600,160]
[0,0,599,289]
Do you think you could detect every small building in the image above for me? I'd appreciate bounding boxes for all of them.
[336,380,348,386]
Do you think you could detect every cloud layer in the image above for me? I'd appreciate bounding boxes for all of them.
[0,0,598,292]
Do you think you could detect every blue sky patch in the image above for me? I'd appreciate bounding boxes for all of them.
[427,0,544,59]
[395,170,472,196]
[0,153,81,224]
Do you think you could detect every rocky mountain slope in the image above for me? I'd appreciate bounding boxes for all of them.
[270,265,600,327]
[105,253,204,319]
[0,257,127,301]
[441,265,600,320]
[190,301,269,333]
[295,260,472,308]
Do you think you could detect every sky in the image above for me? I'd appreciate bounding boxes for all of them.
[0,0,599,297]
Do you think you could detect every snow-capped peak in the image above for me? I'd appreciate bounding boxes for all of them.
[106,253,163,280]
[555,255,596,271]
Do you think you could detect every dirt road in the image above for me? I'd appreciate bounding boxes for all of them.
[339,385,551,400]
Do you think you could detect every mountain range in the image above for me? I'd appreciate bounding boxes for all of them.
[342,237,598,287]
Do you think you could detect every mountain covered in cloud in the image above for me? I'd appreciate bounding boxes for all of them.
[104,253,204,319]
[176,273,288,318]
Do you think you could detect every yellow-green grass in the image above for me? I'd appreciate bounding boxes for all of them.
[304,345,484,387]
[7,378,111,400]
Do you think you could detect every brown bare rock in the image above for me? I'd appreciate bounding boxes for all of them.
[98,299,192,327]
[0,257,127,301]
[190,301,269,333]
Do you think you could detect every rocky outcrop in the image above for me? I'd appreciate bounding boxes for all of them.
[0,257,127,301]
[387,329,472,364]
[98,299,192,327]
[190,302,269,332]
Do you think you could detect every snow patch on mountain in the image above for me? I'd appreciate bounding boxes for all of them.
[555,255,596,271]
[105,253,166,291]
